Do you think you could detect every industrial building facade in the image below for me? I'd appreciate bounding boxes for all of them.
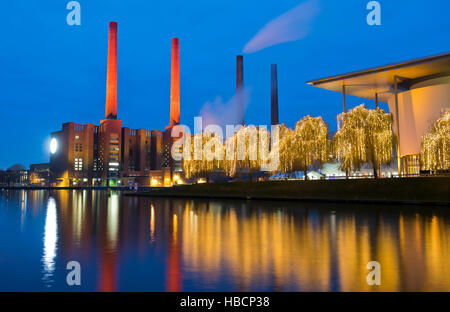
[49,123,168,186]
[49,22,180,187]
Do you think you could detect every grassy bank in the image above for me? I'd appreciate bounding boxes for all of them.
[128,177,450,205]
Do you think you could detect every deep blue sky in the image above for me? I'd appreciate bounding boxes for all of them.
[0,0,449,169]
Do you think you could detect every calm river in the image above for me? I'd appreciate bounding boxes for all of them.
[0,190,449,291]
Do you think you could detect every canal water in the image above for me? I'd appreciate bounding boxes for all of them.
[0,190,449,292]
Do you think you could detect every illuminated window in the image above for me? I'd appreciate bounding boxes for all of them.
[74,158,83,171]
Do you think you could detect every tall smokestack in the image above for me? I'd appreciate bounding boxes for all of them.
[169,38,180,126]
[271,64,279,125]
[236,55,244,125]
[105,22,118,120]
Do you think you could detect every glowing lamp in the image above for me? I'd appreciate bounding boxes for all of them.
[151,178,160,187]
[50,138,58,154]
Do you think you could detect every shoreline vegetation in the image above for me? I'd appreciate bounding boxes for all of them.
[3,177,449,206]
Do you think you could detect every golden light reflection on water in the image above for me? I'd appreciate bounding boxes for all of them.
[180,203,337,291]
[8,190,448,291]
[150,204,155,242]
[178,202,450,291]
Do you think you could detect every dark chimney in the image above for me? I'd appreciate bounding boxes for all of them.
[236,55,244,125]
[271,64,279,125]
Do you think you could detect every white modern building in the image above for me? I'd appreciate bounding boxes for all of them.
[307,52,450,175]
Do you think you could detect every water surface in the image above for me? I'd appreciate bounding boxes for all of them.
[0,190,449,291]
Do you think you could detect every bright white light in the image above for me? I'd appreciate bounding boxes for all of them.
[42,197,58,284]
[50,138,58,154]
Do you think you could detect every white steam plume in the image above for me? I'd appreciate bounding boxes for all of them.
[200,87,251,131]
[243,0,320,54]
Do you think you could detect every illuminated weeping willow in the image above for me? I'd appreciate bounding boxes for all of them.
[366,108,394,177]
[182,116,332,181]
[223,134,238,177]
[293,116,329,179]
[274,117,329,179]
[182,131,223,181]
[182,133,198,179]
[420,109,450,172]
[223,126,272,180]
[333,105,393,177]
[277,124,295,176]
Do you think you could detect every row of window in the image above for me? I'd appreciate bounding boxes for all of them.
[74,159,155,172]
[127,130,154,137]
[75,143,83,152]
[74,158,83,171]
[74,125,89,132]
[72,132,158,171]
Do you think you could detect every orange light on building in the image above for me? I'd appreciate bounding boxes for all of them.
[105,22,118,120]
[164,173,172,187]
[173,174,183,185]
[151,178,161,187]
[169,38,180,126]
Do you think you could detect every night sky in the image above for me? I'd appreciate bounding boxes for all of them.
[0,0,449,169]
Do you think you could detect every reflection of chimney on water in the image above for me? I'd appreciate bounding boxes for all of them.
[99,193,119,292]
[166,211,182,292]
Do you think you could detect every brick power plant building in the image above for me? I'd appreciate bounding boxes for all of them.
[49,22,182,187]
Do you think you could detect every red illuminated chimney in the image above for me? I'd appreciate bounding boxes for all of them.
[105,22,118,120]
[271,64,279,125]
[169,38,180,126]
[236,55,244,125]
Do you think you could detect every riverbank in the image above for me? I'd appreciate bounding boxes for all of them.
[124,177,450,206]
[0,186,128,191]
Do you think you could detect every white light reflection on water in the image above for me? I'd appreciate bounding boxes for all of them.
[42,197,58,287]
[107,193,119,251]
[20,190,27,231]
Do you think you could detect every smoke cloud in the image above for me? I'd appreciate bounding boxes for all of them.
[200,87,251,131]
[243,0,320,54]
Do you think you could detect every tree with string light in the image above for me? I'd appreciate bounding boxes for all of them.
[420,109,450,173]
[183,132,223,182]
[276,124,295,178]
[292,116,329,180]
[333,105,393,178]
[223,126,272,182]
